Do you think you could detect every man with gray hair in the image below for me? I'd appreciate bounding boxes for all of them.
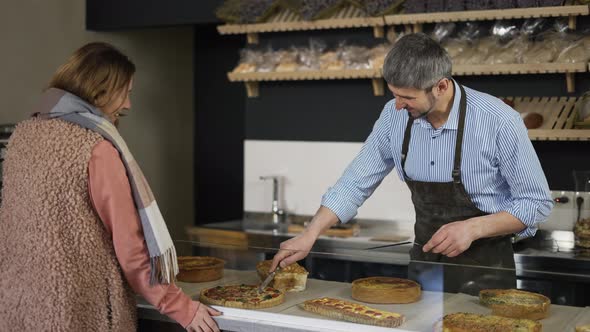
[270,33,552,294]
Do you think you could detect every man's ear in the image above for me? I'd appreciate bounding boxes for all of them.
[435,78,451,97]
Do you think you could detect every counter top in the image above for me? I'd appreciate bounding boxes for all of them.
[138,269,590,332]
[188,218,590,281]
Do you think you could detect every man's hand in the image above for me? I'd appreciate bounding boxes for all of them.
[186,302,222,332]
[422,219,481,258]
[269,231,316,272]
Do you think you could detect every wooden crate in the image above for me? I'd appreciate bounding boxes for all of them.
[503,96,590,141]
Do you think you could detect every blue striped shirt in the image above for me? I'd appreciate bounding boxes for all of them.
[321,81,553,238]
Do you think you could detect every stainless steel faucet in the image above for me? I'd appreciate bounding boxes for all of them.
[260,175,286,224]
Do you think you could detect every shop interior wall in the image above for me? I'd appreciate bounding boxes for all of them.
[194,21,590,224]
[0,0,195,241]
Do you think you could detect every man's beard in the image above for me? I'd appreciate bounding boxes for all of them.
[408,93,437,119]
[411,108,433,119]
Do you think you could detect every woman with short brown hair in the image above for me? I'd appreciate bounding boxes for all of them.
[0,42,220,332]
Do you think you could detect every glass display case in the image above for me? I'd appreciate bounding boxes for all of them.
[137,221,590,332]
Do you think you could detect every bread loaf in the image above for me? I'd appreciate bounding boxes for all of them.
[521,112,544,129]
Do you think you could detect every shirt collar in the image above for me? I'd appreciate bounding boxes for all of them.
[414,79,461,130]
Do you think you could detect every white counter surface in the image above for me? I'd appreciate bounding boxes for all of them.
[138,269,589,332]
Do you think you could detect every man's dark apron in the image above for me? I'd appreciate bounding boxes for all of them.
[402,84,516,295]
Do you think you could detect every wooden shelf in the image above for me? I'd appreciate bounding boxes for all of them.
[384,5,589,25]
[228,62,587,95]
[453,63,587,75]
[217,5,589,42]
[217,6,385,38]
[528,129,590,140]
[227,69,381,82]
[503,96,590,141]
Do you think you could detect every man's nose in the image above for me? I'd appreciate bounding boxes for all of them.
[395,100,406,110]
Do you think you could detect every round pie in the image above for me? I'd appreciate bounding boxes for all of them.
[352,277,421,304]
[177,256,225,283]
[199,284,285,309]
[479,289,550,320]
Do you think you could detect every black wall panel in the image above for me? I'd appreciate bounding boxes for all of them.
[87,0,224,30]
[194,25,246,223]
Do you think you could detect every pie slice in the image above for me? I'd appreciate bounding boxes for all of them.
[256,260,308,292]
[300,297,405,328]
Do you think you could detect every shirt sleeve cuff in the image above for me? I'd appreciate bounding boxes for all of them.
[321,189,359,224]
[506,201,541,238]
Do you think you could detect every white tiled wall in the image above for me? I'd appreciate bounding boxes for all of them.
[244,140,588,232]
[244,140,415,226]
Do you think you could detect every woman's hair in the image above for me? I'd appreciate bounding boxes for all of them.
[48,42,135,108]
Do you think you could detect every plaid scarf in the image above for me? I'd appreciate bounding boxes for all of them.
[35,88,178,285]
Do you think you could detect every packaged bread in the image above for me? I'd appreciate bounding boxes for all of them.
[556,40,590,63]
[275,48,299,72]
[340,45,370,70]
[577,324,590,332]
[177,256,225,283]
[485,36,530,65]
[319,51,344,70]
[352,276,421,304]
[256,260,308,292]
[479,289,551,320]
[233,48,261,73]
[300,297,405,328]
[443,39,469,58]
[435,312,542,332]
[453,47,489,65]
[521,43,558,63]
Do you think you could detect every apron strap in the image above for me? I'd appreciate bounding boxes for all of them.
[401,116,415,179]
[452,84,468,184]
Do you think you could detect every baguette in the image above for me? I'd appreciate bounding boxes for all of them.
[437,312,542,332]
[479,289,550,320]
[300,297,404,328]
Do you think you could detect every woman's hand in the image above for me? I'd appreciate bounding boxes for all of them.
[186,303,222,332]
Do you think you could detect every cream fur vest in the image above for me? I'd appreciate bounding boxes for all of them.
[0,118,136,331]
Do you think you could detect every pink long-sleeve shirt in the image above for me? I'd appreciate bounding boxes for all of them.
[88,140,198,328]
